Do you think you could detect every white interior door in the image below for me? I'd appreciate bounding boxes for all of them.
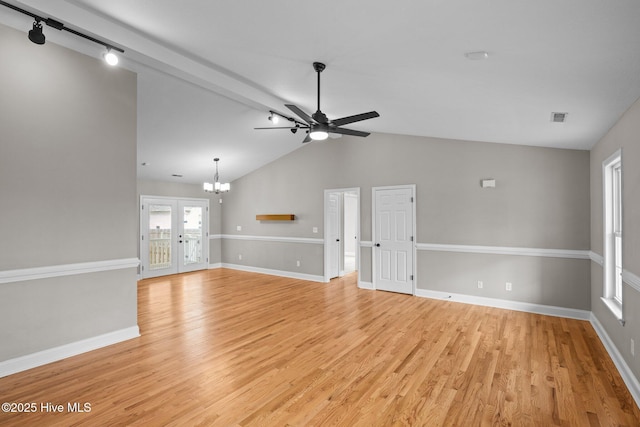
[141,196,209,278]
[327,192,341,279]
[373,186,415,294]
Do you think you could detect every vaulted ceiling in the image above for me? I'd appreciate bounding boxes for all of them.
[2,0,640,184]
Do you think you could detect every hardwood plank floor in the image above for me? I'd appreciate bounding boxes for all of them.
[0,269,638,426]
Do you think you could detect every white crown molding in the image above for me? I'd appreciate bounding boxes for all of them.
[0,258,140,285]
[217,234,323,245]
[415,288,590,320]
[590,313,640,408]
[416,243,590,260]
[0,326,140,378]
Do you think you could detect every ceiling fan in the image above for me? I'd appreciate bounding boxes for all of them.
[255,62,380,143]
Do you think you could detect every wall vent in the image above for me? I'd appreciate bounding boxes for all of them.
[551,112,568,123]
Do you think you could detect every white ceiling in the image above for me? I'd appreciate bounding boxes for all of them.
[2,0,640,184]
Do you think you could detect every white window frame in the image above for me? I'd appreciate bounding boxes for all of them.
[601,149,623,322]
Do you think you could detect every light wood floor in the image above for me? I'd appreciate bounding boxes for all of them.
[1,269,638,426]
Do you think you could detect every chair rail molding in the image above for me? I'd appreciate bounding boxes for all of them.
[0,258,140,284]
[416,243,590,260]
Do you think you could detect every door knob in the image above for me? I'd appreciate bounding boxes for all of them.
[336,239,340,242]
[375,243,380,247]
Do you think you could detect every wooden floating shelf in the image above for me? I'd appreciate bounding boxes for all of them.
[256,214,295,221]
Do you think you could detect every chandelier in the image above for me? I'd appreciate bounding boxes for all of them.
[203,158,230,194]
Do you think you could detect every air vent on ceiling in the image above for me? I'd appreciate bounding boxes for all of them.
[551,112,568,123]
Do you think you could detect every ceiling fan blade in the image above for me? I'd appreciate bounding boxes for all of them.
[285,104,314,124]
[302,134,312,143]
[254,126,309,130]
[331,111,380,127]
[329,127,370,137]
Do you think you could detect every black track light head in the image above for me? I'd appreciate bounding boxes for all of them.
[28,20,45,45]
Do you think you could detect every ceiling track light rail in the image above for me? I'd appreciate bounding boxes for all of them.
[0,0,124,62]
[269,111,307,127]
[258,111,311,135]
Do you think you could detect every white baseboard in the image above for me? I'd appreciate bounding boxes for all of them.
[590,314,640,408]
[208,262,223,269]
[358,281,374,290]
[0,326,140,378]
[220,263,325,283]
[415,288,591,320]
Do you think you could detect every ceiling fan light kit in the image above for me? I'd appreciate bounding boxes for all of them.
[255,62,379,143]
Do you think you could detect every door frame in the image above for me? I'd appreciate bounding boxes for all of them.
[371,184,417,295]
[140,195,210,279]
[324,187,360,283]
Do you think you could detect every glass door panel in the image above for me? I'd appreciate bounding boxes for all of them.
[141,198,178,278]
[149,204,173,270]
[178,200,208,273]
[182,205,203,266]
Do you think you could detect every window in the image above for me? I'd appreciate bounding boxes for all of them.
[602,150,623,321]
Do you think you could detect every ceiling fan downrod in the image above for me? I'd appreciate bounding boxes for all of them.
[313,62,327,123]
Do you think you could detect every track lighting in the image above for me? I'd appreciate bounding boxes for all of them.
[0,0,124,64]
[28,20,45,45]
[104,49,119,66]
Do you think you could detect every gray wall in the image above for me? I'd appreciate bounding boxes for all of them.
[0,23,138,361]
[590,96,640,380]
[221,132,591,309]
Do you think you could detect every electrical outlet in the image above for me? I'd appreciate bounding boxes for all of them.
[477,281,483,289]
[312,227,318,233]
[238,254,242,260]
[506,282,512,291]
[631,339,635,357]
[236,225,242,231]
[296,260,301,267]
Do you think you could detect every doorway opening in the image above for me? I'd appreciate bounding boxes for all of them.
[324,188,360,283]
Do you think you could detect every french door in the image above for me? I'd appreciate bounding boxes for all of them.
[140,196,209,278]
[372,185,415,294]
